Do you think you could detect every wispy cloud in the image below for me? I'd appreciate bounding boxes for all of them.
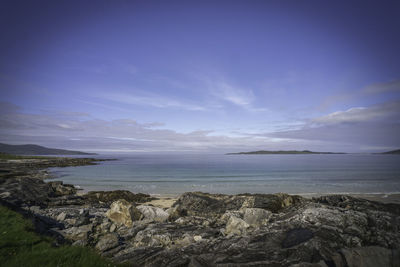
[211,81,254,107]
[317,79,400,111]
[101,92,206,111]
[312,101,400,125]
[197,76,267,112]
[363,80,400,94]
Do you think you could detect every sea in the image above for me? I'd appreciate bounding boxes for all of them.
[49,154,400,197]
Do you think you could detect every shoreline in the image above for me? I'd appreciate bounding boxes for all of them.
[51,167,400,205]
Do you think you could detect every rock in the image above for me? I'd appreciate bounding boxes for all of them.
[225,215,249,235]
[175,216,211,227]
[134,230,172,248]
[290,261,329,267]
[243,208,272,227]
[0,191,10,198]
[240,193,305,213]
[330,246,399,267]
[95,233,120,252]
[193,235,202,242]
[75,209,90,226]
[137,205,170,222]
[110,223,116,232]
[72,240,87,247]
[63,224,93,243]
[105,199,142,227]
[0,176,55,207]
[29,205,41,213]
[48,181,76,196]
[65,218,77,226]
[282,228,314,248]
[84,190,153,206]
[56,212,67,221]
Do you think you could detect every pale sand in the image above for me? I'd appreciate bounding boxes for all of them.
[143,197,179,209]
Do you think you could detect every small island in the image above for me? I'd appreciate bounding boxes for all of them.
[226,150,345,155]
[380,149,400,154]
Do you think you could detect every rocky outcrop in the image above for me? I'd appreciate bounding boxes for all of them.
[6,191,400,266]
[0,176,80,207]
[83,190,153,207]
[0,157,110,207]
[169,191,305,221]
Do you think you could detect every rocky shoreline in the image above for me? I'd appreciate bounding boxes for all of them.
[1,157,400,266]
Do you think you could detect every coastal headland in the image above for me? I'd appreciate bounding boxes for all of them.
[1,155,399,266]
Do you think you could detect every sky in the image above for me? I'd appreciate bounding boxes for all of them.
[0,0,400,153]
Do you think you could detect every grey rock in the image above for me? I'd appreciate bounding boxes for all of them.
[225,215,249,235]
[95,233,120,252]
[137,205,170,222]
[243,207,272,227]
[331,246,400,267]
[63,224,93,242]
[282,228,314,248]
[56,212,67,221]
[83,190,153,207]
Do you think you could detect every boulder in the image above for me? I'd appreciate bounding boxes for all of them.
[243,208,272,227]
[137,205,169,222]
[105,199,142,227]
[225,215,249,235]
[95,233,120,252]
[63,224,93,244]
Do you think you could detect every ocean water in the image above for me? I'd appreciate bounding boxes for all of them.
[49,154,400,196]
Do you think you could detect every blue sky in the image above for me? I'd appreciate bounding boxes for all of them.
[1,0,400,153]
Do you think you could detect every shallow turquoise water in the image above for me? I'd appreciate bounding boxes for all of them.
[50,154,400,196]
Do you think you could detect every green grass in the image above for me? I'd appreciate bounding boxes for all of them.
[0,205,121,267]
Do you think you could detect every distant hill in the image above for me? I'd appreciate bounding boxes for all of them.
[0,143,96,155]
[380,149,400,154]
[226,150,345,155]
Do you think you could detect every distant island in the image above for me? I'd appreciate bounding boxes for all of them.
[380,149,400,154]
[0,143,97,155]
[226,150,345,155]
